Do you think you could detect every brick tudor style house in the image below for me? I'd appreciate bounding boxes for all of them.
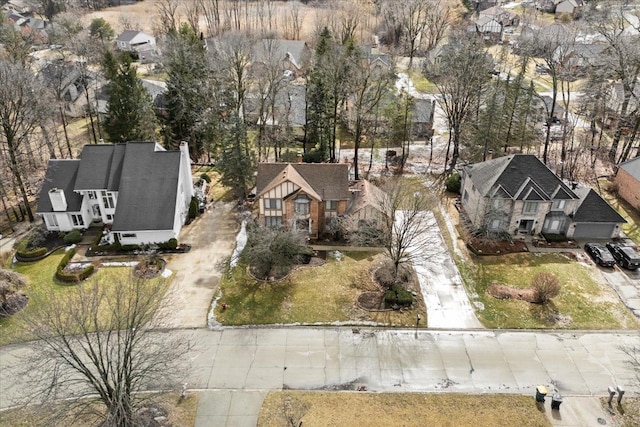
[256,162,387,239]
[36,142,194,246]
[460,154,626,239]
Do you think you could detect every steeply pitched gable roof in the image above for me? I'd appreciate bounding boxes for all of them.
[618,156,640,181]
[116,30,144,43]
[41,142,184,232]
[463,154,578,201]
[253,39,308,69]
[572,189,626,223]
[256,163,350,201]
[36,160,83,213]
[111,143,180,232]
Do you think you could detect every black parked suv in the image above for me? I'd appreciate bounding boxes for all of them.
[606,242,640,270]
[584,243,616,267]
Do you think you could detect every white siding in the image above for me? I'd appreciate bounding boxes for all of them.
[117,230,176,246]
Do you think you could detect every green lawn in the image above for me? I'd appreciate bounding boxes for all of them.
[1,251,170,346]
[459,253,638,329]
[407,70,438,94]
[215,252,426,327]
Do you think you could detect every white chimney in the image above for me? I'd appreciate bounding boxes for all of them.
[49,188,68,212]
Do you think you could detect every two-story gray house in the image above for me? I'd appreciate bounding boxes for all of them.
[460,154,625,239]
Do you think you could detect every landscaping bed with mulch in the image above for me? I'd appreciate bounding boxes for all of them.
[467,237,528,255]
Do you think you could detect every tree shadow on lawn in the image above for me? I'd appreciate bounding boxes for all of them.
[220,277,291,325]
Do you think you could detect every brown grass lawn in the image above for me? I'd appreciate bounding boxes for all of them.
[598,179,640,245]
[215,252,427,327]
[258,391,551,427]
[459,253,639,330]
[0,392,197,427]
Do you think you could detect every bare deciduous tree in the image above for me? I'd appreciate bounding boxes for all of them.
[0,59,50,222]
[22,274,191,427]
[531,272,561,304]
[423,31,493,173]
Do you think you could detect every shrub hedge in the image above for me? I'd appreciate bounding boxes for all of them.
[16,239,47,259]
[64,229,83,244]
[55,248,95,283]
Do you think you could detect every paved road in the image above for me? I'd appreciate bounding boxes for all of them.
[2,328,638,424]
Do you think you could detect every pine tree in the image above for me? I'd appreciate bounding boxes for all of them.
[103,51,158,143]
[164,24,217,159]
[218,113,255,199]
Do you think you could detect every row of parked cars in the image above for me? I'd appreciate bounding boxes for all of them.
[584,242,640,270]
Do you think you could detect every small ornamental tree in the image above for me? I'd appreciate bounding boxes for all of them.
[0,269,27,316]
[240,223,313,280]
[531,272,561,304]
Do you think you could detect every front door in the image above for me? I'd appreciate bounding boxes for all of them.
[519,220,533,233]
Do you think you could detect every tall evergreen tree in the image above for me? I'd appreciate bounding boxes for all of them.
[164,24,218,159]
[217,113,255,199]
[103,51,157,143]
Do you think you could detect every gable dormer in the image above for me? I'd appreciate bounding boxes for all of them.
[49,188,67,211]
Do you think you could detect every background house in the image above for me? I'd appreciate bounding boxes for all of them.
[615,157,640,211]
[251,39,310,78]
[116,30,156,57]
[460,154,625,239]
[37,142,194,245]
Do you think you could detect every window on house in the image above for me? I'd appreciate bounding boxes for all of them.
[325,200,338,211]
[489,219,501,230]
[102,191,115,209]
[523,201,538,214]
[122,233,137,238]
[265,216,282,228]
[71,214,84,227]
[264,198,281,210]
[88,191,97,200]
[106,214,113,221]
[551,199,566,211]
[294,196,310,215]
[46,214,59,227]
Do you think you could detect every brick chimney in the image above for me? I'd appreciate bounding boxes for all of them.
[296,152,302,163]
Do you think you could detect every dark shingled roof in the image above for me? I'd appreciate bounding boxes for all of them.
[572,189,627,223]
[41,142,183,232]
[110,143,180,231]
[75,145,121,191]
[36,160,83,213]
[256,163,350,200]
[464,154,578,200]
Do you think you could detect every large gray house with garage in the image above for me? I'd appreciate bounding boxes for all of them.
[460,154,626,239]
[36,142,194,246]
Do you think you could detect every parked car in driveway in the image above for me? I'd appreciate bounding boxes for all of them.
[584,243,616,267]
[606,242,640,270]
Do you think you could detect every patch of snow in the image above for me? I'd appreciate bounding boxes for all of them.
[395,73,433,100]
[438,203,463,258]
[161,268,172,278]
[229,220,247,269]
[102,261,139,267]
[65,245,76,252]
